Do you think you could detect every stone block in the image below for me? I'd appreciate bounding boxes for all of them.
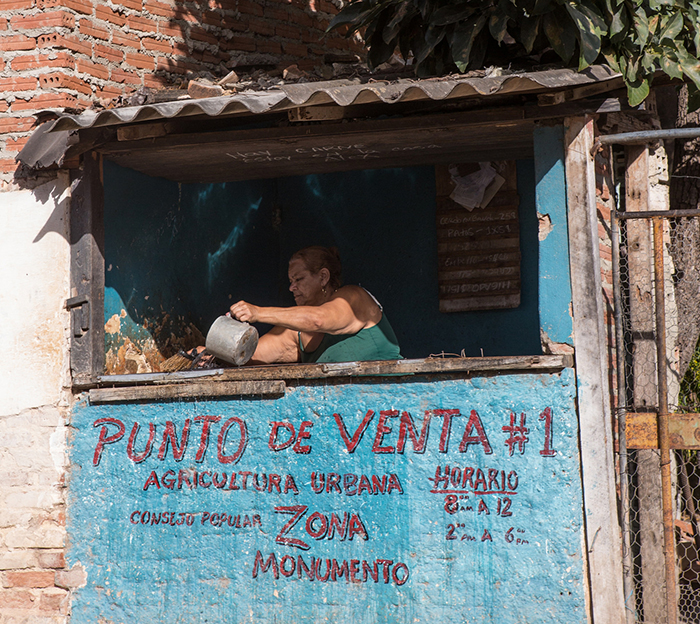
[54,564,86,590]
[4,524,65,549]
[38,588,68,613]
[1,615,66,624]
[0,471,29,487]
[3,570,55,588]
[4,489,61,510]
[0,550,36,570]
[0,509,35,529]
[36,551,65,570]
[0,588,35,609]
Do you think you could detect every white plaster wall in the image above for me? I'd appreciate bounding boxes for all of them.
[0,174,72,417]
[0,175,73,623]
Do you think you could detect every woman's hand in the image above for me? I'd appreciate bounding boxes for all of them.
[229,300,260,323]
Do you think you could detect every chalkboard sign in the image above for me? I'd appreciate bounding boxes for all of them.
[435,162,521,312]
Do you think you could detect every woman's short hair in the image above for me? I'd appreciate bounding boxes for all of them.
[290,246,343,291]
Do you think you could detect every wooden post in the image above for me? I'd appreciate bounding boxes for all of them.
[69,150,105,385]
[626,144,667,624]
[565,115,626,624]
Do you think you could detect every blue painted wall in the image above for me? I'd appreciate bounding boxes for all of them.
[103,160,542,360]
[68,370,585,623]
[533,126,573,345]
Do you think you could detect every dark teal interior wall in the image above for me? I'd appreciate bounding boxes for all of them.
[103,160,541,359]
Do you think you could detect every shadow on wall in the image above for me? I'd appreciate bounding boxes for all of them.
[102,159,541,374]
[103,164,279,373]
[151,0,358,88]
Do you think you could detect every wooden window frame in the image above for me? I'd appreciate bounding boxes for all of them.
[66,119,562,397]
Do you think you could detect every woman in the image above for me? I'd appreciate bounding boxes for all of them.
[229,246,401,364]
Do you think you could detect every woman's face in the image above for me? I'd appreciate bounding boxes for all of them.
[288,259,327,306]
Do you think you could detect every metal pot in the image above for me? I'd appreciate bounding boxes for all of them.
[205,315,259,366]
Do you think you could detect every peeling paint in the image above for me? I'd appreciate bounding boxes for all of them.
[104,287,205,374]
[104,314,121,335]
[540,329,575,355]
[538,212,553,241]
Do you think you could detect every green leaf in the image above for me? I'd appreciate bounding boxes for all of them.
[431,4,476,26]
[470,29,490,68]
[529,0,554,16]
[688,83,700,112]
[423,23,447,55]
[601,0,614,19]
[648,14,659,35]
[489,12,511,43]
[327,1,374,32]
[609,6,628,40]
[602,46,621,71]
[408,22,434,63]
[543,9,577,63]
[368,30,398,68]
[497,0,519,20]
[565,2,602,69]
[627,77,650,106]
[680,53,700,91]
[366,6,399,68]
[415,0,431,19]
[577,0,607,32]
[641,49,658,70]
[632,10,649,46]
[520,15,541,52]
[661,54,684,78]
[617,51,628,75]
[450,14,488,71]
[383,2,413,44]
[658,10,684,43]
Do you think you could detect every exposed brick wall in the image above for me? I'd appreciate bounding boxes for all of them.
[1,546,86,622]
[0,0,364,185]
[594,142,619,426]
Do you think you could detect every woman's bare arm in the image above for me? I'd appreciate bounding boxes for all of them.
[231,286,375,336]
[248,326,300,364]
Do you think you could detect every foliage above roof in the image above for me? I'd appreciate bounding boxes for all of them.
[329,0,700,107]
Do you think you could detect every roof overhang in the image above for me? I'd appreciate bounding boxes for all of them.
[18,65,631,182]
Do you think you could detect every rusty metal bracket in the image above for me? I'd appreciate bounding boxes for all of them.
[625,412,700,449]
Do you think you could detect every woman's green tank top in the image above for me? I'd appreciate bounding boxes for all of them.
[299,313,402,364]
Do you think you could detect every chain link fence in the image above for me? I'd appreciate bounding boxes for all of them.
[614,141,700,624]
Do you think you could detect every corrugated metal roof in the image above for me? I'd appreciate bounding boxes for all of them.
[50,65,620,132]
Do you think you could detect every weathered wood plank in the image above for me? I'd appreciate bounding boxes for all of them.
[99,115,535,183]
[101,111,533,154]
[564,115,625,624]
[89,380,286,404]
[69,151,105,380]
[624,144,665,624]
[98,369,224,385]
[91,355,572,388]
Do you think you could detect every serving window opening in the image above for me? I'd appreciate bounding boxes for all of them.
[101,157,540,376]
